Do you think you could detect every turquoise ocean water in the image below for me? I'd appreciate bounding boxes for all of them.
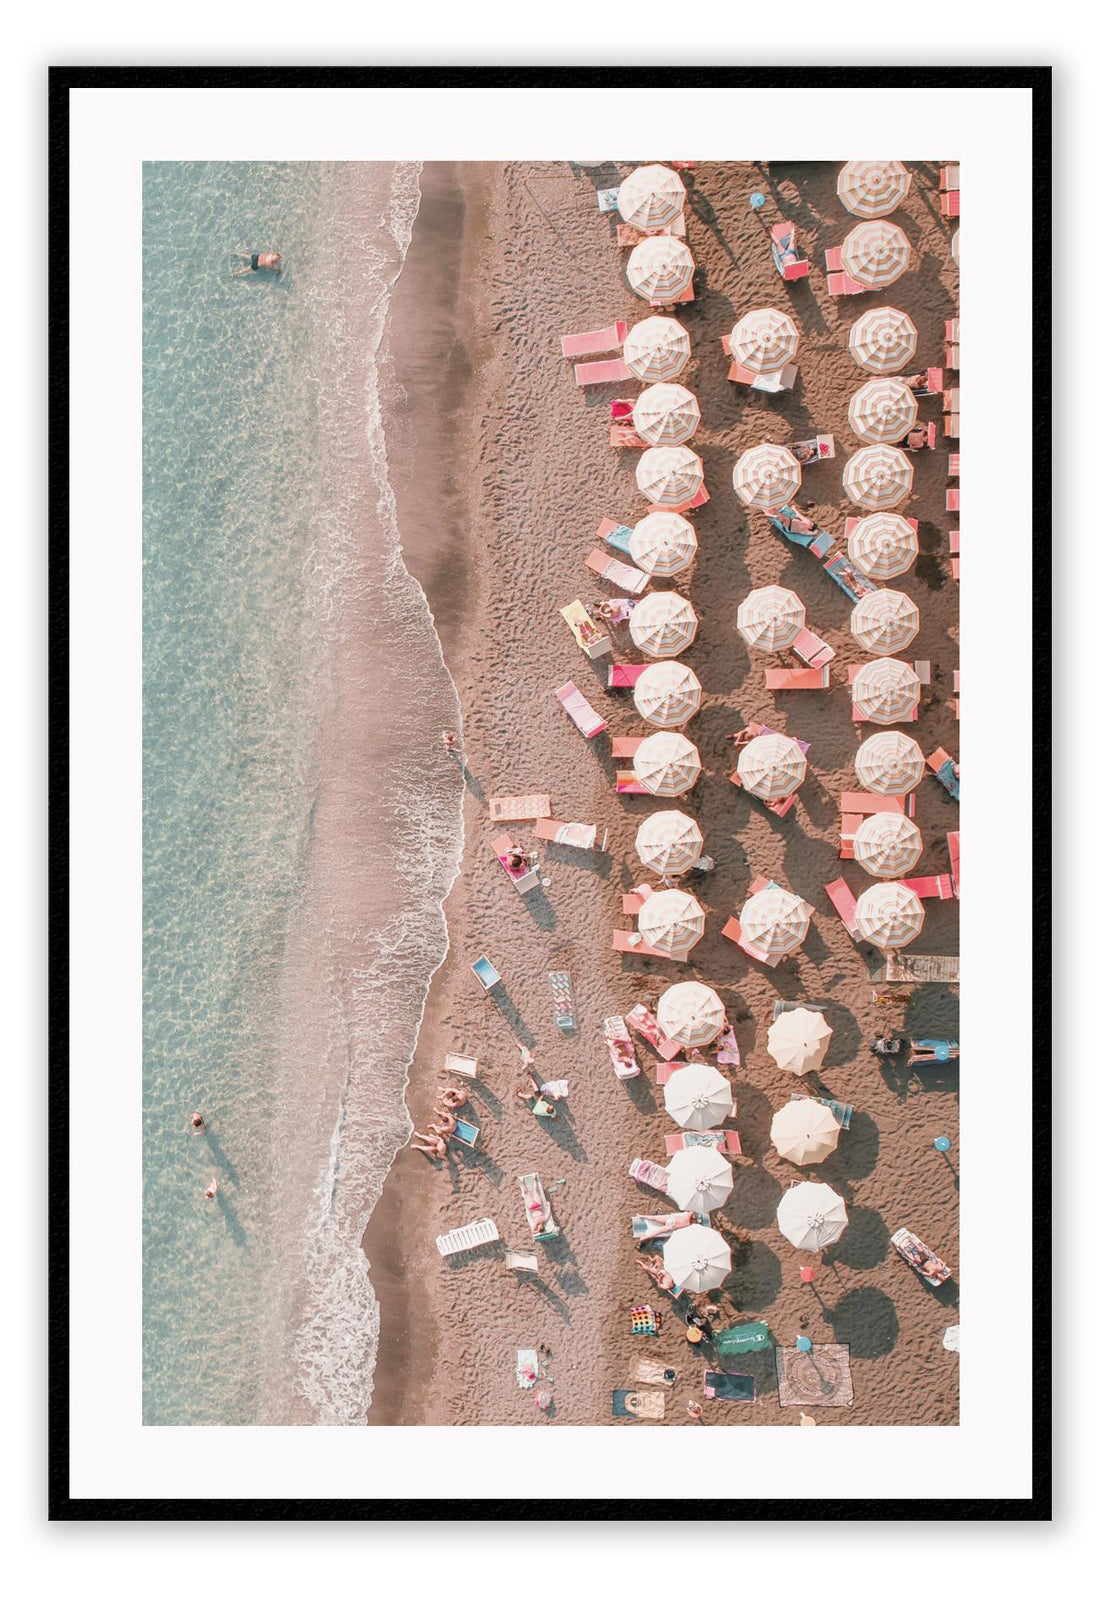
[142,162,462,1424]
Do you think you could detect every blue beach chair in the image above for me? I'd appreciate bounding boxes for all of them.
[823,551,879,603]
[470,954,501,990]
[766,504,835,561]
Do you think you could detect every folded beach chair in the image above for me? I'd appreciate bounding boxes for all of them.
[560,599,612,659]
[595,187,620,214]
[435,1218,501,1257]
[560,319,626,358]
[766,504,835,561]
[654,1060,685,1084]
[791,627,836,670]
[585,548,649,594]
[449,1117,481,1148]
[703,1371,756,1402]
[607,663,646,688]
[940,164,961,191]
[574,356,633,386]
[443,1052,478,1080]
[766,666,829,691]
[946,487,960,513]
[604,1014,641,1079]
[947,830,960,897]
[505,1249,539,1274]
[907,1037,959,1066]
[629,1158,670,1194]
[548,970,576,1030]
[489,793,552,823]
[519,1172,560,1241]
[824,878,862,941]
[470,954,502,990]
[555,681,608,738]
[771,220,810,281]
[534,817,601,850]
[926,747,960,801]
[665,1130,742,1156]
[595,516,634,556]
[625,1002,682,1060]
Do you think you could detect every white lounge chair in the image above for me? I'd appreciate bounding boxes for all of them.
[435,1218,501,1258]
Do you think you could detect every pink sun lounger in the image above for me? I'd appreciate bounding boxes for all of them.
[765,667,829,691]
[824,877,862,940]
[574,356,633,386]
[721,913,772,964]
[555,681,608,738]
[901,874,956,900]
[792,627,836,669]
[560,320,627,359]
[607,663,646,688]
[647,482,709,516]
[614,930,692,960]
[490,833,541,895]
[948,831,960,897]
[585,549,649,594]
[625,1002,682,1060]
[840,790,917,818]
[611,735,644,760]
[615,771,647,793]
[622,885,657,914]
[604,1014,641,1079]
[771,221,811,281]
[720,336,799,393]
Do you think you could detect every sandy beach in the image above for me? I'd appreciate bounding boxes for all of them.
[364,159,960,1428]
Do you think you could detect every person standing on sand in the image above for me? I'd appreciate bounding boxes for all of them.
[686,1400,703,1421]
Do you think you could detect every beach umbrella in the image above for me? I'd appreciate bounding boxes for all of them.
[767,1007,833,1076]
[736,585,806,652]
[638,889,706,958]
[848,305,919,375]
[837,161,911,219]
[848,378,918,445]
[840,220,912,288]
[847,512,918,579]
[777,1182,849,1252]
[853,812,923,878]
[739,885,812,960]
[634,661,702,727]
[627,236,695,304]
[733,443,802,509]
[666,1147,733,1214]
[656,981,726,1048]
[842,446,914,510]
[854,730,925,794]
[634,809,703,877]
[850,589,920,653]
[771,1098,841,1167]
[661,1224,732,1293]
[852,657,921,724]
[729,307,800,375]
[662,1064,732,1128]
[737,733,806,801]
[617,164,686,233]
[952,231,959,267]
[633,732,702,797]
[636,445,704,509]
[856,881,925,949]
[632,383,701,447]
[629,590,699,659]
[623,315,692,383]
[628,511,698,577]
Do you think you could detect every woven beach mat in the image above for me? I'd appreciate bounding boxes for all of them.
[775,1344,853,1408]
[633,1357,677,1386]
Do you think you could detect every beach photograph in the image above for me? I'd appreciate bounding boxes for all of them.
[142,156,961,1431]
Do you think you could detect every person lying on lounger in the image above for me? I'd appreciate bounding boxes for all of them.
[635,1254,677,1293]
[902,372,933,396]
[777,508,821,536]
[410,1128,447,1159]
[904,424,929,450]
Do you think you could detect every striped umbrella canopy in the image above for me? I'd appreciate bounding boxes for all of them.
[661,1224,731,1293]
[847,512,919,579]
[634,809,704,877]
[636,445,704,508]
[848,378,918,445]
[855,881,925,949]
[850,588,920,653]
[837,161,911,219]
[638,889,706,958]
[738,733,806,800]
[628,511,698,577]
[854,730,926,794]
[853,812,923,878]
[666,1146,733,1214]
[633,731,702,797]
[729,306,800,375]
[733,443,802,509]
[777,1182,848,1251]
[623,315,691,383]
[771,1098,841,1167]
[656,981,726,1048]
[629,590,699,659]
[633,382,701,447]
[617,164,686,233]
[739,885,812,959]
[627,236,695,303]
[852,657,921,724]
[767,1008,833,1076]
[842,445,914,510]
[848,305,919,375]
[736,585,806,652]
[662,1063,731,1128]
[634,660,702,727]
[840,220,912,289]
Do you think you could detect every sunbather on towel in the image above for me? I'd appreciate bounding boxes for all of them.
[635,1254,677,1294]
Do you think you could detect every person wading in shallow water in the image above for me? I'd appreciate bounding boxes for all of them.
[232,250,282,277]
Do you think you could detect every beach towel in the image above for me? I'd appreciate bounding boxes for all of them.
[611,1390,665,1420]
[775,1344,854,1408]
[539,1079,569,1100]
[516,1349,540,1390]
[714,1320,772,1356]
[633,1357,677,1387]
[703,1371,756,1402]
[630,1305,662,1336]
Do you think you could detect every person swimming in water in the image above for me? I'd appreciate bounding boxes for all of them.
[232,250,282,276]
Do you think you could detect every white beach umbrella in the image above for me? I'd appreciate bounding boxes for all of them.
[666,1147,733,1214]
[623,315,692,383]
[853,812,923,878]
[634,660,702,727]
[729,306,800,375]
[856,881,925,949]
[848,378,918,445]
[771,1099,841,1167]
[736,585,807,652]
[627,236,695,304]
[952,230,960,267]
[632,383,701,447]
[617,164,686,233]
[847,512,919,579]
[662,1064,732,1129]
[629,590,699,659]
[628,511,698,577]
[737,733,806,800]
[661,1224,732,1293]
[739,886,812,960]
[840,220,912,288]
[854,731,926,795]
[852,657,921,724]
[633,732,702,797]
[638,889,706,958]
[733,443,802,509]
[767,1007,833,1076]
[656,981,726,1048]
[777,1181,849,1252]
[837,161,911,219]
[850,589,920,653]
[842,446,914,510]
[848,305,919,375]
[636,445,704,509]
[634,809,704,877]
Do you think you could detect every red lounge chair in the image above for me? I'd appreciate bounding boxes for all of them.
[840,790,917,818]
[765,666,829,691]
[824,249,867,297]
[490,833,541,895]
[944,414,959,438]
[625,1002,682,1061]
[946,488,960,512]
[940,164,960,190]
[585,548,649,594]
[948,830,960,897]
[791,627,836,670]
[611,736,643,760]
[824,878,861,940]
[727,770,798,818]
[614,930,690,959]
[560,320,627,359]
[770,221,810,281]
[948,453,960,478]
[940,190,960,218]
[902,874,956,900]
[665,1131,742,1157]
[574,356,633,386]
[838,813,862,859]
[950,531,960,582]
[555,681,608,738]
[622,885,657,914]
[616,771,647,793]
[721,913,772,964]
[607,663,646,688]
[655,1061,688,1084]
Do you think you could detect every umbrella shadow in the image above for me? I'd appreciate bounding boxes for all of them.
[726,1163,784,1230]
[729,1080,774,1157]
[822,1285,899,1358]
[487,983,537,1048]
[727,1238,783,1311]
[831,1203,891,1271]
